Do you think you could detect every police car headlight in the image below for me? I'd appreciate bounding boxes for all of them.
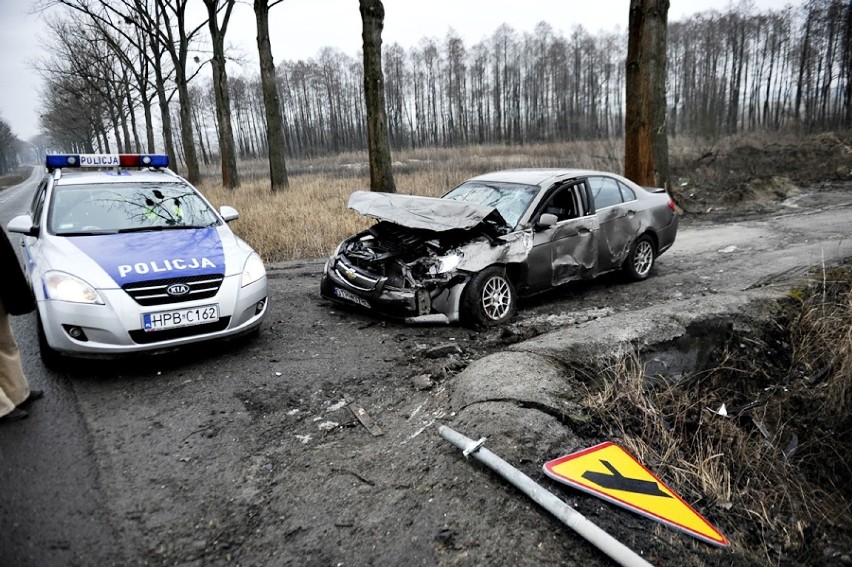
[44,271,104,304]
[241,253,266,287]
[428,253,463,275]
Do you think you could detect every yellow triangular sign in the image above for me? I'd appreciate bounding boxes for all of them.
[544,442,729,547]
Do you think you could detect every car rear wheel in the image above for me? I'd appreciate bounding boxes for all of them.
[623,235,656,281]
[461,266,517,327]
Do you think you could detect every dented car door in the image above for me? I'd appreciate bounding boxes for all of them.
[528,182,599,288]
[588,175,642,271]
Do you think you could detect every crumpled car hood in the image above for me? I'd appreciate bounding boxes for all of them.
[348,190,501,232]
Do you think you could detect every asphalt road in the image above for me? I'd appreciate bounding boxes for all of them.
[0,170,849,566]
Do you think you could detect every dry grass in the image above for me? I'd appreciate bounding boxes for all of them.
[582,267,852,564]
[197,140,626,262]
[585,352,836,564]
[789,267,852,422]
[196,133,852,261]
[199,174,373,261]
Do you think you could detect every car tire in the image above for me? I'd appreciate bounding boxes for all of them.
[623,234,656,281]
[461,266,517,327]
[37,313,62,370]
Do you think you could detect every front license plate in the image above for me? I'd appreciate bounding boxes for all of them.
[142,304,220,332]
[333,287,370,308]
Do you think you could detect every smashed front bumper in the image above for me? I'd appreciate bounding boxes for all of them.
[320,256,464,323]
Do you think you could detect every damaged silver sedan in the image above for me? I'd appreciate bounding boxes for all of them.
[320,169,678,327]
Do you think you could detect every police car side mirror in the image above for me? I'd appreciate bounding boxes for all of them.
[219,206,239,223]
[6,214,38,237]
[535,213,558,231]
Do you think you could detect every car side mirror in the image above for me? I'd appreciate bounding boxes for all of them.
[219,205,239,222]
[535,213,558,230]
[7,214,38,237]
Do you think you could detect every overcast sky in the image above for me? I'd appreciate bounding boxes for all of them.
[0,0,793,142]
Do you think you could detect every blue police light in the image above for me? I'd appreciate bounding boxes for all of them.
[45,154,80,168]
[45,153,170,170]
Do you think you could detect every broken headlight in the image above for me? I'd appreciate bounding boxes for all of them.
[428,253,463,275]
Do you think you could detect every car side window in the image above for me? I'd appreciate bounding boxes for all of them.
[541,185,580,222]
[30,179,48,226]
[588,176,623,209]
[617,180,636,202]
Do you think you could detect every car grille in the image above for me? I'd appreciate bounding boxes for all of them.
[333,258,384,291]
[122,275,224,306]
[129,317,231,344]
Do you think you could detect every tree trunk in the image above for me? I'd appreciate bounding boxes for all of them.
[204,0,240,189]
[794,10,813,126]
[254,0,289,190]
[843,0,852,128]
[177,80,201,183]
[359,0,396,193]
[624,0,670,194]
[155,0,201,184]
[153,64,177,167]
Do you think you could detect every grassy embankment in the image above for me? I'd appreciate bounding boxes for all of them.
[583,268,851,564]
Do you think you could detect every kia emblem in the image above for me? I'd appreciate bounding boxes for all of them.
[167,283,191,296]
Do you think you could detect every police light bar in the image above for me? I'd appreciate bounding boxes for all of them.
[45,154,169,169]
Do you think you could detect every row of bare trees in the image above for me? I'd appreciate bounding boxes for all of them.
[668,0,852,136]
[0,117,23,175]
[35,0,852,184]
[38,0,290,190]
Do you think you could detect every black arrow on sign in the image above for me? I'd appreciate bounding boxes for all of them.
[582,460,672,498]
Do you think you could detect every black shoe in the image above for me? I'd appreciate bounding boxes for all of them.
[21,389,44,406]
[1,407,28,422]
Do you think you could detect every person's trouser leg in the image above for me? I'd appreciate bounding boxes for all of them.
[0,304,30,418]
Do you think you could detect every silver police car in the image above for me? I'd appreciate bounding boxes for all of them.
[6,154,268,366]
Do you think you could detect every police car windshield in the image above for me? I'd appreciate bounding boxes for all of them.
[49,183,220,235]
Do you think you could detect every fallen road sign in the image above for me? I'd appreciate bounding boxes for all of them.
[440,426,655,567]
[544,442,729,547]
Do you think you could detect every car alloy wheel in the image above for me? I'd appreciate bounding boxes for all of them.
[481,275,512,321]
[624,235,656,281]
[462,266,517,327]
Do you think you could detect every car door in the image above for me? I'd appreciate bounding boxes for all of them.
[526,181,599,290]
[19,177,49,282]
[588,175,640,271]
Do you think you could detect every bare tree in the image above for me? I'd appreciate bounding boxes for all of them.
[359,0,395,192]
[151,0,206,184]
[37,1,852,163]
[845,0,852,127]
[254,0,289,190]
[202,0,240,188]
[624,0,670,192]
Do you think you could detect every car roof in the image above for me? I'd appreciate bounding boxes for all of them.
[52,168,183,186]
[466,168,622,186]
